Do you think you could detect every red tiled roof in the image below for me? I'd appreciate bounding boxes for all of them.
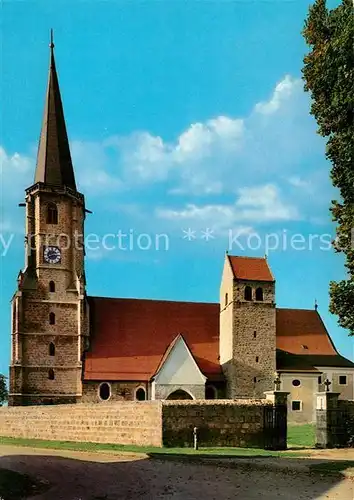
[228,255,274,282]
[277,352,354,372]
[276,308,337,355]
[84,297,221,381]
[84,297,351,381]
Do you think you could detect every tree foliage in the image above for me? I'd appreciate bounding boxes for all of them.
[302,0,354,334]
[0,374,8,405]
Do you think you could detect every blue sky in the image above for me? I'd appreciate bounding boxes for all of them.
[1,0,352,377]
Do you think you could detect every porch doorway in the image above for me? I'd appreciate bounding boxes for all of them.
[166,389,193,400]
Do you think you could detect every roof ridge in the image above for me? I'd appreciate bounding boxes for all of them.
[228,255,267,260]
[276,307,318,312]
[88,295,219,306]
[315,309,340,355]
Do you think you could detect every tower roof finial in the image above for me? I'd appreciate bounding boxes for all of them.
[50,29,54,50]
[315,298,318,311]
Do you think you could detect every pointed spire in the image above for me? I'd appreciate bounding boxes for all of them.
[34,30,77,190]
[50,28,54,50]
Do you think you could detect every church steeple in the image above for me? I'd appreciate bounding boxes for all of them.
[34,30,76,190]
[9,32,89,407]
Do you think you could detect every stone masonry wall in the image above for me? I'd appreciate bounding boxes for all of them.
[162,399,270,448]
[81,382,149,402]
[339,400,354,413]
[0,402,162,447]
[0,400,275,449]
[227,280,276,399]
[10,187,88,406]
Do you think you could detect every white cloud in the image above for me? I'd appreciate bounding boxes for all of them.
[71,141,124,193]
[109,114,244,188]
[254,75,301,115]
[157,203,236,222]
[287,176,312,190]
[0,219,13,232]
[1,73,331,246]
[0,147,33,175]
[85,249,107,261]
[156,183,299,232]
[0,146,34,198]
[235,184,299,222]
[88,74,322,203]
[2,74,317,202]
[0,218,24,235]
[175,116,244,161]
[156,201,255,235]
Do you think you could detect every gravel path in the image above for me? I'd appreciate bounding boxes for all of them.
[0,445,353,500]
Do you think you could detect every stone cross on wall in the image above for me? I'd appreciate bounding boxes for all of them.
[274,374,281,391]
[324,378,332,392]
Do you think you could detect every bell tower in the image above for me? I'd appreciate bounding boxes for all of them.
[219,254,277,399]
[9,32,89,406]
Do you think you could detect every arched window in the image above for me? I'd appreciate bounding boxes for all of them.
[49,312,55,325]
[49,342,55,356]
[255,287,263,301]
[205,385,217,400]
[253,331,257,338]
[49,281,55,292]
[48,369,55,380]
[225,293,228,306]
[244,286,252,301]
[256,356,259,363]
[47,203,58,224]
[135,388,146,401]
[99,382,111,401]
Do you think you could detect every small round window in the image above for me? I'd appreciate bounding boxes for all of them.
[292,379,301,387]
[99,382,111,401]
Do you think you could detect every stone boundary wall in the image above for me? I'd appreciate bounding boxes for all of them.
[0,399,273,449]
[0,402,163,447]
[161,399,271,448]
[339,400,354,414]
[319,399,354,447]
[338,399,354,434]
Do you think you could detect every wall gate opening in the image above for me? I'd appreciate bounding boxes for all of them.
[263,405,287,450]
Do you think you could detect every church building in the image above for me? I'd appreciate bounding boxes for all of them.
[9,38,354,424]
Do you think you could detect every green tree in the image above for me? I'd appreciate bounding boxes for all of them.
[0,374,8,405]
[302,0,354,334]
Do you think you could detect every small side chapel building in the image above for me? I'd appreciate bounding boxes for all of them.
[9,39,354,424]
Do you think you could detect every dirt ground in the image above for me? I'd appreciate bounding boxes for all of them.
[0,445,353,500]
[291,447,354,460]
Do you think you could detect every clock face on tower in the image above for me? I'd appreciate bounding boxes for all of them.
[43,246,61,264]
